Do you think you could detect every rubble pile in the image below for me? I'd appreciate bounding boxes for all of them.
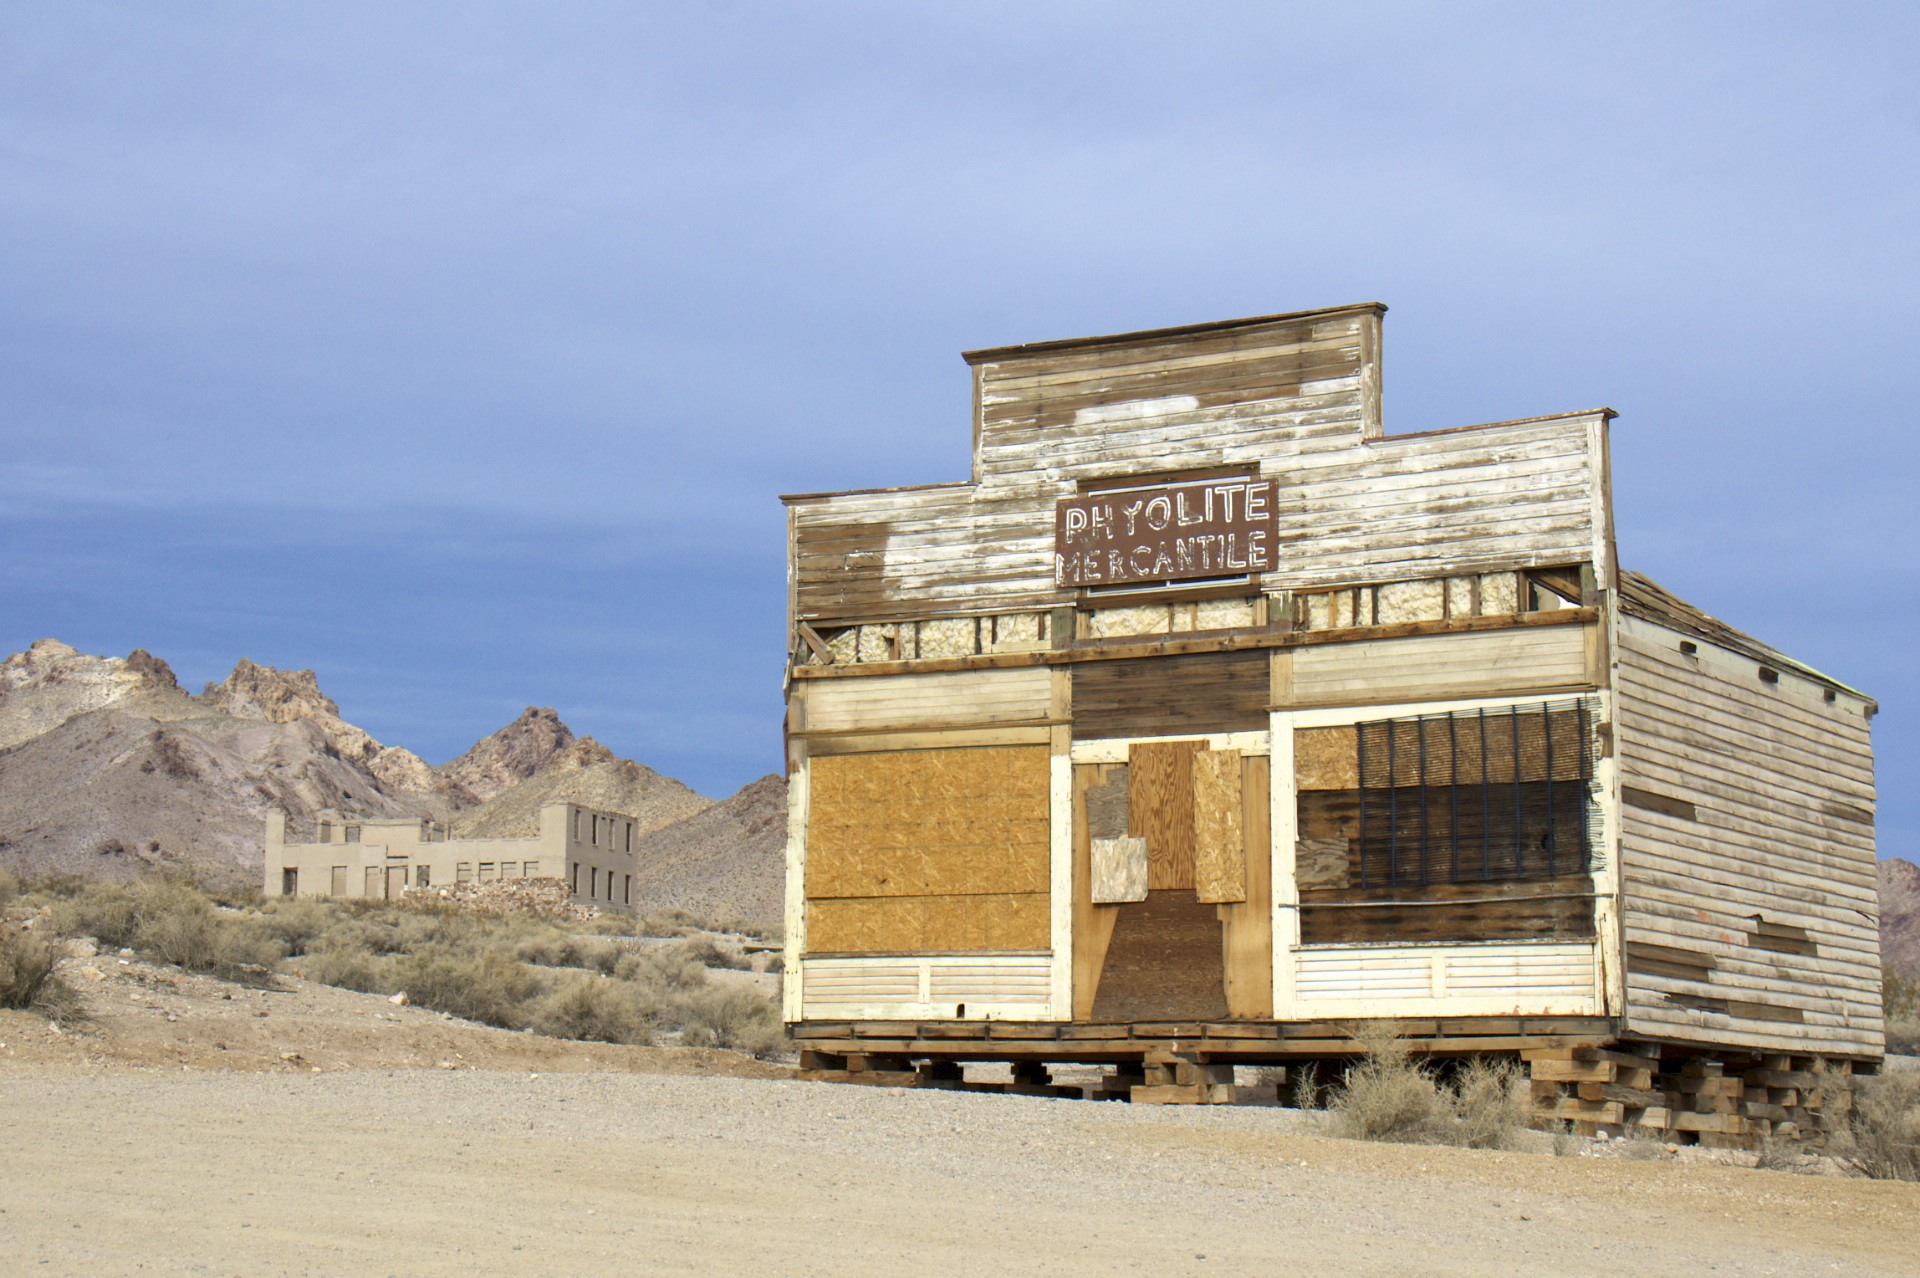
[402,877,596,921]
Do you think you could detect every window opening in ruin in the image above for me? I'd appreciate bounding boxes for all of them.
[479,862,495,882]
[570,862,579,893]
[456,862,472,883]
[525,860,541,877]
[415,865,430,888]
[330,866,347,896]
[623,874,631,906]
[281,868,298,896]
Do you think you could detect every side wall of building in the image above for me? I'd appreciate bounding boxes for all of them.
[1614,614,1881,1058]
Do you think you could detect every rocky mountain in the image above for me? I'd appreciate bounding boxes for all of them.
[0,639,717,891]
[448,737,711,840]
[438,706,575,802]
[630,773,786,930]
[1881,857,1920,979]
[0,642,445,883]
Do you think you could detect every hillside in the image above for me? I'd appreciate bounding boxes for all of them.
[0,639,719,891]
[630,773,786,929]
[448,737,712,840]
[1881,856,1920,979]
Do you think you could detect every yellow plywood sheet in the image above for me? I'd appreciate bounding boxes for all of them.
[1294,727,1357,791]
[805,745,1052,954]
[1130,740,1199,890]
[1193,748,1245,903]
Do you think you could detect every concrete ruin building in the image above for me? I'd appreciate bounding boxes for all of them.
[264,801,647,912]
[778,302,1880,1143]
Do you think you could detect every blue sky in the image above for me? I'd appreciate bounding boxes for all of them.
[1,4,1913,851]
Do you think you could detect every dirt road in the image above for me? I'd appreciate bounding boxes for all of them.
[3,1063,1914,1277]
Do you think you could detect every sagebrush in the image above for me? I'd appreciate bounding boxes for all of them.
[1329,1024,1527,1149]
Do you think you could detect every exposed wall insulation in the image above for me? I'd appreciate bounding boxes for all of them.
[1129,740,1200,889]
[1288,623,1590,708]
[1614,615,1881,1056]
[1376,578,1445,624]
[916,617,979,660]
[805,746,1051,954]
[1087,605,1170,639]
[1072,650,1270,740]
[797,668,1052,735]
[1193,748,1245,903]
[1091,837,1147,903]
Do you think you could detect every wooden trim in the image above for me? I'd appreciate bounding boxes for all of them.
[802,725,1055,756]
[791,608,1597,680]
[780,479,971,504]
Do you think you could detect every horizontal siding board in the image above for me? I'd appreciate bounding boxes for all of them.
[1617,616,1879,1056]
[799,669,1053,734]
[1289,626,1590,706]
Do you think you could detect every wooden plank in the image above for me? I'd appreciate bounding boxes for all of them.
[1193,748,1245,903]
[1221,755,1274,1019]
[1071,764,1123,1021]
[1073,651,1270,741]
[1130,741,1199,889]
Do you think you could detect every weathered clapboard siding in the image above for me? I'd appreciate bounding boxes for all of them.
[793,667,1054,735]
[1614,614,1881,1056]
[787,413,1606,623]
[1285,624,1592,708]
[1071,651,1270,740]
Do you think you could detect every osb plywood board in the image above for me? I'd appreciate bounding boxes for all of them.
[1294,727,1357,791]
[806,893,1049,954]
[1091,837,1147,904]
[804,745,1051,954]
[1129,740,1199,890]
[1193,748,1244,903]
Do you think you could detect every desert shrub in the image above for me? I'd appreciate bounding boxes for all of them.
[636,908,700,939]
[1884,967,1920,1056]
[1330,1024,1458,1145]
[0,868,19,908]
[674,982,786,1059]
[54,880,144,949]
[677,935,750,971]
[1840,1070,1920,1182]
[131,880,283,976]
[763,952,785,975]
[615,943,710,993]
[1451,1057,1528,1150]
[390,946,538,1030]
[256,895,341,956]
[52,878,280,977]
[0,925,62,1010]
[583,913,641,937]
[298,939,391,993]
[514,932,624,975]
[531,974,656,1045]
[1289,1062,1323,1110]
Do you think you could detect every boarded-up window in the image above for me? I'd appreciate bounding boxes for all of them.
[1293,699,1600,945]
[805,745,1050,953]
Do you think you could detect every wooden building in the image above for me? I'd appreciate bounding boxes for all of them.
[779,303,1880,1141]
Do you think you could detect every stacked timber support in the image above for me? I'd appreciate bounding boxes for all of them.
[1524,1045,1857,1148]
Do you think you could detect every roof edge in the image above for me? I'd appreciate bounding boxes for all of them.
[961,301,1387,366]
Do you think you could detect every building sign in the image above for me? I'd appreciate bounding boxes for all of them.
[1054,476,1278,588]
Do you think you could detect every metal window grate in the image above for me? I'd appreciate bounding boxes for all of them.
[1354,698,1599,889]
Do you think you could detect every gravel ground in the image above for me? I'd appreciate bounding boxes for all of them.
[2,1064,1915,1277]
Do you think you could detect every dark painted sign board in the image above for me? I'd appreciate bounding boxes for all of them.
[1054,476,1277,588]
